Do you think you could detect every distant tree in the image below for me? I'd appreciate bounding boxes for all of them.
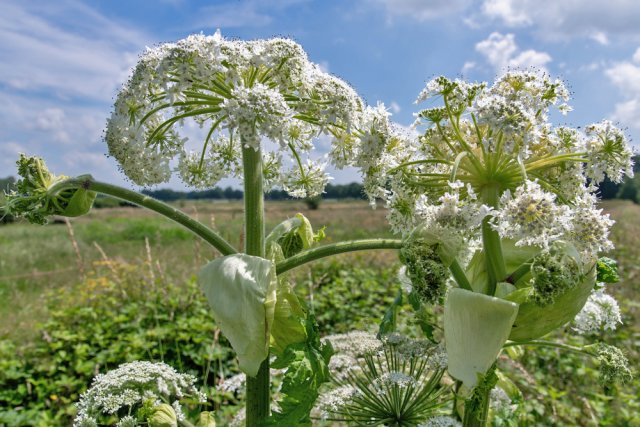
[617,175,640,203]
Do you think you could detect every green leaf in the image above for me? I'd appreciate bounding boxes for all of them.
[378,288,403,338]
[266,315,333,426]
[270,281,307,355]
[62,187,96,217]
[198,254,277,377]
[407,292,437,342]
[597,257,620,284]
[266,213,323,259]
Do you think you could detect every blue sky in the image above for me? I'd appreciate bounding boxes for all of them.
[1,0,640,189]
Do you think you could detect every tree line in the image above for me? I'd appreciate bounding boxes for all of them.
[3,156,640,216]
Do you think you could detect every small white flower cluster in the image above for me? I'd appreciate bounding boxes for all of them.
[328,353,360,381]
[493,180,570,249]
[573,288,622,334]
[374,371,418,391]
[382,333,447,367]
[489,386,517,418]
[322,331,382,357]
[106,30,365,197]
[418,415,462,427]
[216,372,246,394]
[316,384,362,418]
[73,361,206,427]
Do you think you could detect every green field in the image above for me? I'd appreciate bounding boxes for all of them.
[0,199,638,425]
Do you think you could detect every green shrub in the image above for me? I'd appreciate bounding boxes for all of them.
[298,260,399,334]
[0,262,241,426]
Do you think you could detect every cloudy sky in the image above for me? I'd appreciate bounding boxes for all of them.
[1,0,639,190]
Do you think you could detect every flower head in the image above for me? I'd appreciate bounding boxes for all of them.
[584,120,634,183]
[573,289,622,334]
[73,361,206,427]
[106,31,364,197]
[493,180,570,249]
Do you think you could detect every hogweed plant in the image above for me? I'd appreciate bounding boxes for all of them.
[3,31,634,426]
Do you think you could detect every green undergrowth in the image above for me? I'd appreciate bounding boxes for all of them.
[0,259,398,426]
[0,262,240,426]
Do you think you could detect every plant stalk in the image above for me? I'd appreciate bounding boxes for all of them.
[47,177,237,255]
[275,238,403,275]
[481,184,506,296]
[242,142,270,426]
[462,386,491,427]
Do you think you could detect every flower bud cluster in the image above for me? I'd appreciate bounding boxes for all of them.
[4,155,95,224]
[106,31,366,198]
[593,343,633,386]
[529,249,581,306]
[399,239,450,305]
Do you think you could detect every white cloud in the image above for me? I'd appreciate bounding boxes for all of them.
[462,61,476,75]
[0,1,149,101]
[318,61,330,73]
[479,0,640,42]
[475,32,551,72]
[605,49,640,130]
[481,0,530,26]
[590,32,609,46]
[389,101,401,114]
[375,0,472,21]
[33,108,70,144]
[0,1,156,186]
[0,141,27,177]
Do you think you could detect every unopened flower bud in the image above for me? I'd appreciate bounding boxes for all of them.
[148,403,177,427]
[196,411,217,427]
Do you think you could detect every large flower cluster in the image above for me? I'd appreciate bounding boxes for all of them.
[347,72,633,330]
[106,31,365,197]
[73,361,206,427]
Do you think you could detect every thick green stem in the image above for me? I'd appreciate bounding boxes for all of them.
[48,177,237,255]
[463,386,491,427]
[275,238,403,275]
[242,143,270,426]
[481,184,506,296]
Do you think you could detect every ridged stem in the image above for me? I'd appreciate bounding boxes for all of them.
[241,142,270,426]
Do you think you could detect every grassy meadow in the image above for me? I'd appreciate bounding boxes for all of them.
[0,198,638,425]
[0,199,393,341]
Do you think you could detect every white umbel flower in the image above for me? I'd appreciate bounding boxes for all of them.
[573,289,622,334]
[73,361,205,427]
[493,180,570,248]
[105,30,364,193]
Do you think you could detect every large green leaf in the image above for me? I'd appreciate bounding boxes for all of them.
[266,315,333,426]
[198,254,277,376]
